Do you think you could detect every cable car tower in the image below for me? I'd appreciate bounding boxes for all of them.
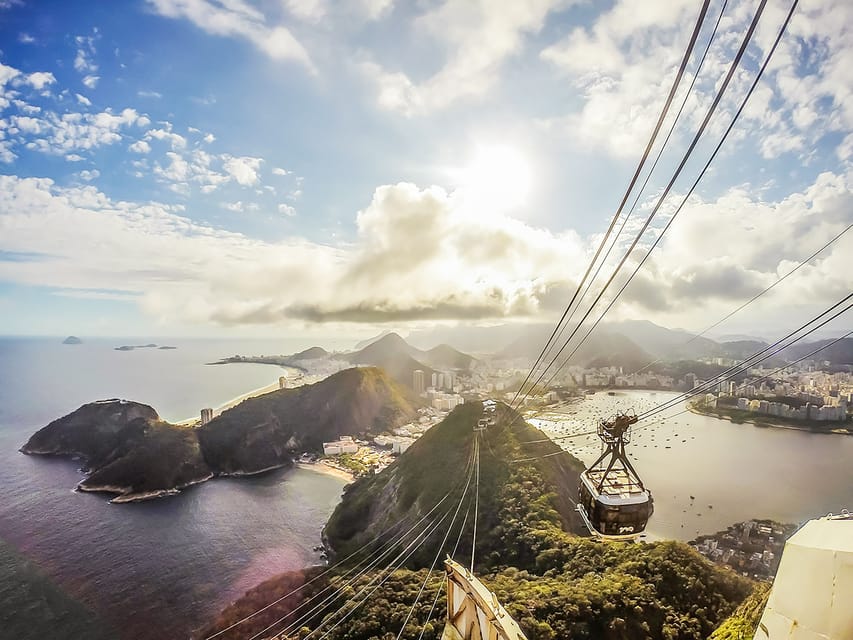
[577,410,653,540]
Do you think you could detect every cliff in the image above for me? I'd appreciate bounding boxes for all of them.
[21,368,418,502]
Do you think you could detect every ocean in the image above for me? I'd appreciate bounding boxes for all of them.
[0,337,352,640]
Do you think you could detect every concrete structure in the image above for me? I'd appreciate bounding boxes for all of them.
[279,376,288,389]
[755,511,852,640]
[323,436,359,456]
[413,369,425,395]
[200,408,213,425]
[441,558,527,640]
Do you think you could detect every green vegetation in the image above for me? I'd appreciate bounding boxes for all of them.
[219,402,756,640]
[708,582,771,640]
[22,367,418,500]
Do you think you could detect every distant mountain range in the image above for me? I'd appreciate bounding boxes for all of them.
[288,332,478,390]
[290,322,849,387]
[402,320,793,365]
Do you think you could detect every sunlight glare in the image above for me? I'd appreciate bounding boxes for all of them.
[459,143,533,213]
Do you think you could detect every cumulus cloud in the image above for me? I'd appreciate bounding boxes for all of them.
[129,140,151,154]
[539,0,853,161]
[223,155,262,186]
[0,170,850,330]
[4,107,147,156]
[82,75,100,89]
[147,0,314,70]
[25,72,56,91]
[278,203,296,216]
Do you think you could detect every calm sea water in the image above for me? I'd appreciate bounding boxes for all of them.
[0,337,352,640]
[533,390,853,540]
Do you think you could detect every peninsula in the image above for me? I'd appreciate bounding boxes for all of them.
[20,367,418,503]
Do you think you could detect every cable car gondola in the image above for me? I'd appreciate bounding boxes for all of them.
[577,410,653,540]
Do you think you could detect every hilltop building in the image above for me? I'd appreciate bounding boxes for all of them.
[200,408,213,425]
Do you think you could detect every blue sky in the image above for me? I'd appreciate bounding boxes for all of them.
[0,0,850,339]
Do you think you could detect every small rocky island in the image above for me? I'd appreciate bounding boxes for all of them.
[20,367,418,503]
[62,336,82,345]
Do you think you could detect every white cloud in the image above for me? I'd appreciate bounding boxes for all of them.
[272,166,290,176]
[223,154,262,186]
[129,140,152,154]
[278,203,296,216]
[147,0,314,70]
[138,90,163,99]
[75,93,92,106]
[74,33,99,74]
[4,107,147,157]
[360,0,577,115]
[77,169,100,181]
[0,170,849,329]
[538,0,853,161]
[82,75,100,89]
[25,72,56,90]
[18,33,36,44]
[146,126,188,149]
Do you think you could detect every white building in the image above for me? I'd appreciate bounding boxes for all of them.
[323,436,359,455]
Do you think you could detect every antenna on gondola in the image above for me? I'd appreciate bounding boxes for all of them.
[577,410,653,540]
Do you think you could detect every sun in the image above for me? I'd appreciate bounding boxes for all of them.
[457,143,533,213]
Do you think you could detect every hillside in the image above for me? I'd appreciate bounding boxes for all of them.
[324,401,587,568]
[420,343,476,370]
[20,368,417,502]
[605,319,720,360]
[203,402,755,640]
[780,337,853,364]
[199,367,419,474]
[499,325,654,370]
[288,346,329,360]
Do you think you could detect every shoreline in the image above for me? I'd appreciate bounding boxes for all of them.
[173,369,300,425]
[688,405,852,436]
[296,461,355,484]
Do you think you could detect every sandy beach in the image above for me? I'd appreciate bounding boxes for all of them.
[297,462,355,483]
[175,365,305,425]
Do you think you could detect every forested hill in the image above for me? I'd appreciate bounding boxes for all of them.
[21,367,418,502]
[323,401,589,568]
[201,402,757,640]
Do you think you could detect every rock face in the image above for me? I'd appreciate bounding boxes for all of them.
[62,336,82,344]
[21,368,419,502]
[21,400,211,501]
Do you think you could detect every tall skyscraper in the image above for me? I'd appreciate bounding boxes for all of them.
[413,369,425,395]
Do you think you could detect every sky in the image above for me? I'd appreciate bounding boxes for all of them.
[0,0,851,341]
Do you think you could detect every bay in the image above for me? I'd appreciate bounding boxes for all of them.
[532,390,853,540]
[0,336,351,640]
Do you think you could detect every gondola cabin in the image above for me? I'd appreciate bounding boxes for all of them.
[578,467,653,537]
[576,411,653,539]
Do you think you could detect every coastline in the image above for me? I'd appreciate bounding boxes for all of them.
[688,405,852,435]
[296,461,355,484]
[174,364,307,425]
